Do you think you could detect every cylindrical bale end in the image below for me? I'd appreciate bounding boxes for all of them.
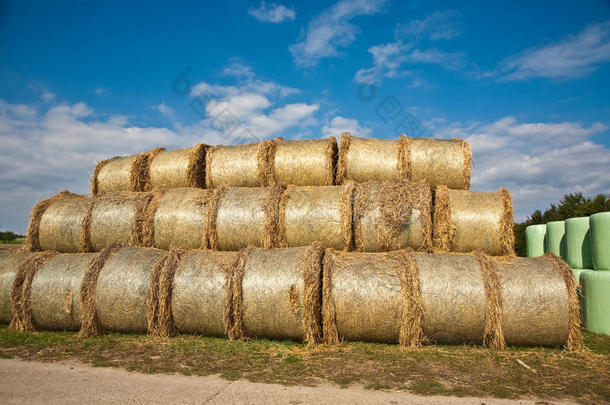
[0,251,35,324]
[433,187,514,256]
[147,144,209,190]
[353,180,432,252]
[590,212,610,270]
[272,138,338,186]
[25,191,90,253]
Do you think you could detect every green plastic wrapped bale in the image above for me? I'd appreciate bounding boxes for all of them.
[590,212,610,270]
[525,225,546,257]
[581,270,610,335]
[546,221,566,258]
[571,269,593,285]
[565,217,593,269]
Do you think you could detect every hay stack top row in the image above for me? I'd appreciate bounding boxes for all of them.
[91,134,471,194]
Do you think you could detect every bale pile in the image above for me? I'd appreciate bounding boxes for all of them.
[278,183,354,251]
[433,186,514,256]
[147,144,209,189]
[353,180,432,252]
[337,133,471,189]
[206,140,278,188]
[271,138,337,186]
[232,244,324,345]
[323,249,581,348]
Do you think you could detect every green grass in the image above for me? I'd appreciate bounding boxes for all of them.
[0,325,608,402]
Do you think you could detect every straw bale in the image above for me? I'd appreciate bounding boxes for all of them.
[353,180,432,252]
[88,247,167,334]
[432,186,514,256]
[337,133,401,183]
[323,250,577,347]
[206,140,277,188]
[24,191,90,253]
[278,183,354,250]
[232,244,324,344]
[85,192,153,252]
[147,144,209,189]
[212,186,283,250]
[29,253,95,331]
[167,250,239,337]
[272,138,337,186]
[10,251,57,331]
[143,188,212,250]
[0,251,35,324]
[409,137,471,189]
[92,154,142,194]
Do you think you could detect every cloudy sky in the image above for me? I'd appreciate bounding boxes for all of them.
[1,0,609,232]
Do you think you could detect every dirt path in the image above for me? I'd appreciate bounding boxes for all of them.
[0,358,575,405]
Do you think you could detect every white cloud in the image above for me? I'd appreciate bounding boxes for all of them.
[497,20,610,81]
[322,116,372,138]
[395,10,462,41]
[428,116,610,220]
[221,61,255,79]
[290,0,388,67]
[404,48,466,70]
[249,1,296,23]
[94,87,108,95]
[41,91,55,102]
[155,102,175,118]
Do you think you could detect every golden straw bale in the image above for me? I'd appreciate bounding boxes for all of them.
[29,253,95,331]
[272,138,337,186]
[89,247,167,334]
[353,180,432,252]
[84,192,153,252]
[147,144,209,189]
[433,187,514,256]
[232,244,324,345]
[143,188,212,250]
[323,250,579,348]
[167,250,238,337]
[24,191,90,253]
[337,133,403,183]
[409,137,471,189]
[278,183,354,251]
[0,251,34,324]
[212,186,283,250]
[206,140,277,188]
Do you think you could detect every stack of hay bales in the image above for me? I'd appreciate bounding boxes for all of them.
[7,132,589,348]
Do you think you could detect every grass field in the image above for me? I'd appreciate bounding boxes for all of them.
[0,325,608,403]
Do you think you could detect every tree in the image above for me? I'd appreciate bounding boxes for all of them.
[514,192,610,256]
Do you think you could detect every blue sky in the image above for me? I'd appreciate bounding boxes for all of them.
[1,0,609,232]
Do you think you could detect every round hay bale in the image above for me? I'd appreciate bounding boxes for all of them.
[29,253,95,331]
[337,133,405,184]
[0,251,35,324]
[353,180,432,252]
[232,244,324,345]
[82,246,167,334]
[211,185,284,251]
[147,144,209,189]
[499,255,581,348]
[323,250,580,348]
[272,138,337,186]
[85,192,153,252]
[278,183,354,250]
[144,188,212,250]
[164,250,238,337]
[24,191,90,253]
[433,186,514,256]
[205,140,277,188]
[409,137,471,190]
[565,217,593,269]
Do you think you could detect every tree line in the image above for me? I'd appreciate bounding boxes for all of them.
[514,192,610,256]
